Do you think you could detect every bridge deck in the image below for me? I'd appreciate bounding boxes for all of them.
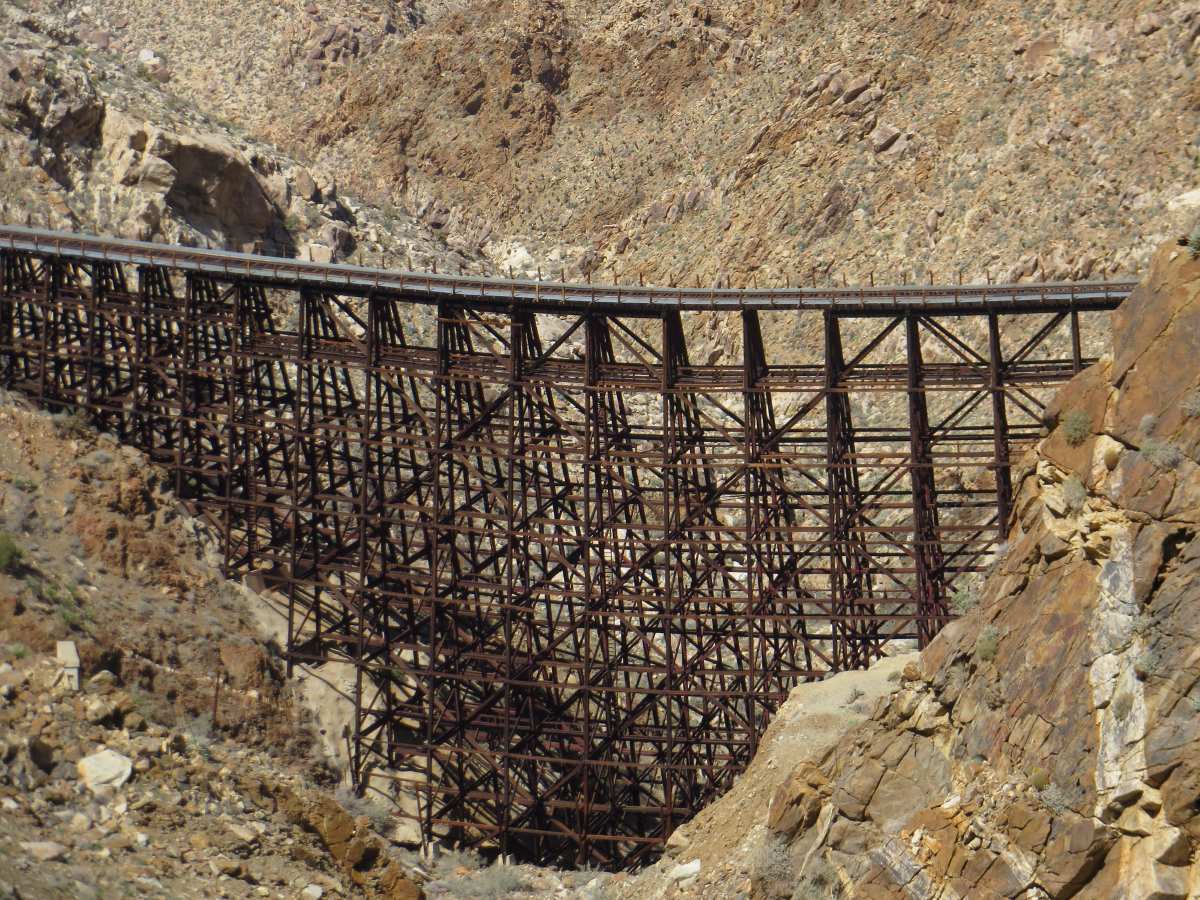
[0,225,1135,314]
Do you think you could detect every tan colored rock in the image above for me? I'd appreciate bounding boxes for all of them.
[766,761,828,837]
[1038,816,1110,896]
[832,757,885,821]
[78,748,133,793]
[20,841,67,862]
[869,124,900,153]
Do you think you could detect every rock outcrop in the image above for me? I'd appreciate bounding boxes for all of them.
[100,108,288,248]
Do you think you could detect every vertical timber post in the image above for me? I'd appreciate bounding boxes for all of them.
[905,314,945,646]
[741,310,764,758]
[1070,308,1083,374]
[987,313,1012,537]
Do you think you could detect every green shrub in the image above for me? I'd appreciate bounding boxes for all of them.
[1187,224,1200,259]
[1112,691,1134,720]
[0,533,21,573]
[1182,390,1200,419]
[1141,439,1182,470]
[1134,650,1159,680]
[950,582,979,614]
[974,625,1001,662]
[1028,766,1050,791]
[1061,409,1090,447]
[1062,475,1087,512]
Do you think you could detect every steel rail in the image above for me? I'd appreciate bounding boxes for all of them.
[0,224,1136,313]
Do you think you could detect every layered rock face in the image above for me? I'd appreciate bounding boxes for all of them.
[621,240,1200,898]
[774,240,1200,896]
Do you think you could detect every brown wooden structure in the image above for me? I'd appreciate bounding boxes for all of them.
[0,226,1132,867]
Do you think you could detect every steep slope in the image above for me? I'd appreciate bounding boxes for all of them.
[0,0,481,273]
[287,0,1198,287]
[605,236,1200,898]
[0,392,631,898]
[19,0,1199,292]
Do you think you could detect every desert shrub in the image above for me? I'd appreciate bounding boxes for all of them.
[333,786,392,834]
[1039,784,1070,815]
[1061,409,1090,447]
[749,834,795,898]
[1187,224,1200,259]
[974,625,1000,662]
[1141,439,1182,470]
[0,533,21,573]
[51,410,89,438]
[451,865,531,899]
[1028,766,1050,791]
[1182,390,1200,419]
[950,576,981,614]
[795,854,843,899]
[6,642,28,660]
[431,848,484,878]
[1134,650,1159,680]
[1139,414,1158,434]
[1062,475,1088,512]
[1112,691,1134,720]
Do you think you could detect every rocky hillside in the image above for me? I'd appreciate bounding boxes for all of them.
[7,0,1196,292]
[0,394,619,899]
[292,0,1200,289]
[0,0,481,273]
[600,237,1200,898]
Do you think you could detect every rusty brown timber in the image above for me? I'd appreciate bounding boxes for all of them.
[0,226,1133,868]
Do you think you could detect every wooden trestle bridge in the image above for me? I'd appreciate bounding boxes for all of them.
[0,226,1134,867]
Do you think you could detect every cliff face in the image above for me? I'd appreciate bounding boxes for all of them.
[610,241,1200,899]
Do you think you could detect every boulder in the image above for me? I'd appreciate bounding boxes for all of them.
[319,221,357,262]
[100,111,284,244]
[77,748,133,794]
[668,859,701,882]
[293,168,320,203]
[19,842,67,862]
[869,124,900,153]
[841,75,871,103]
[151,130,279,242]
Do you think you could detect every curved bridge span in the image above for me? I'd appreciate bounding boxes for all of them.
[0,227,1134,867]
